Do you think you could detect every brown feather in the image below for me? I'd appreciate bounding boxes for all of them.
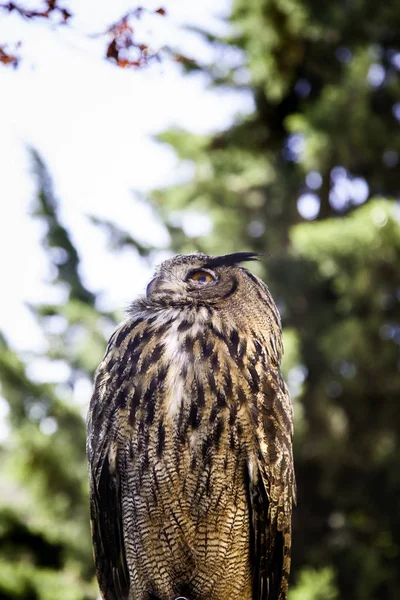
[87,253,295,600]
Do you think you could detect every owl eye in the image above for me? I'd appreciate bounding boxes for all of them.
[188,270,215,284]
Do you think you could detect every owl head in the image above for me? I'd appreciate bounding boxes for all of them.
[145,252,257,304]
[143,251,280,338]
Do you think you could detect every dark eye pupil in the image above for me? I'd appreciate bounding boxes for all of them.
[189,270,214,283]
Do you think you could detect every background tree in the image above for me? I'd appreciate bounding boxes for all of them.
[150,1,400,598]
[0,152,107,599]
[1,1,400,599]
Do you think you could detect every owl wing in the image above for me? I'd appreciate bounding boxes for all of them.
[87,331,131,600]
[248,366,295,600]
[89,441,130,600]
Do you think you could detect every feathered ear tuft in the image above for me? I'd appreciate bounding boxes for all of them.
[203,252,261,269]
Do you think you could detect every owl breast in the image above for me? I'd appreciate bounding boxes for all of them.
[117,304,255,600]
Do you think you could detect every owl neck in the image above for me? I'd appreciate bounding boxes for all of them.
[130,299,282,366]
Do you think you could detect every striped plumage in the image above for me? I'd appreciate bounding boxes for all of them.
[87,252,295,600]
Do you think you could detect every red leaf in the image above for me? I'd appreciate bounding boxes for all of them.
[106,39,118,60]
[0,45,19,67]
[61,8,71,21]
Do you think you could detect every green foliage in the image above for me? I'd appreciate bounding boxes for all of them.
[0,155,109,599]
[148,2,400,599]
[288,567,338,600]
[30,150,96,307]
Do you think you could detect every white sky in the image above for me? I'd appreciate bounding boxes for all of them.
[0,0,256,439]
[0,0,254,353]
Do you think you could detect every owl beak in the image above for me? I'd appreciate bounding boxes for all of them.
[146,276,168,297]
[146,277,158,298]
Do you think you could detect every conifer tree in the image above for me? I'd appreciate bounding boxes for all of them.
[0,152,110,599]
[150,2,400,598]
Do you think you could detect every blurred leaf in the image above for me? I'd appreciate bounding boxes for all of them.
[289,567,338,600]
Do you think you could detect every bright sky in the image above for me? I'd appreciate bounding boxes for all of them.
[0,0,254,353]
[0,0,256,439]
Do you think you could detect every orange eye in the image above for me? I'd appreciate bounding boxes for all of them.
[189,271,214,283]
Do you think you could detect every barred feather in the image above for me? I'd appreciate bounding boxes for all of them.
[87,253,295,600]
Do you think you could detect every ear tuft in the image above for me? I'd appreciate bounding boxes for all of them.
[203,252,261,269]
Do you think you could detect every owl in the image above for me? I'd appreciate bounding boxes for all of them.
[87,252,295,600]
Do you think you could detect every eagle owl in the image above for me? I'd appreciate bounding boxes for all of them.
[87,252,295,600]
